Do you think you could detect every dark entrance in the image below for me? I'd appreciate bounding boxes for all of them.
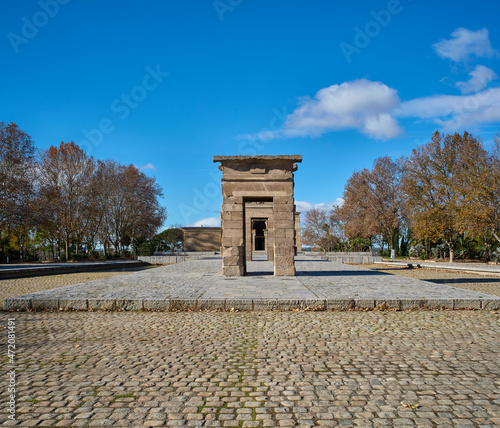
[252,219,266,251]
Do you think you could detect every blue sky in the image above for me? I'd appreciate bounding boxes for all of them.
[2,0,500,228]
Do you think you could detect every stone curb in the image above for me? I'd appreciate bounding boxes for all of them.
[0,261,148,280]
[375,261,500,276]
[3,297,500,312]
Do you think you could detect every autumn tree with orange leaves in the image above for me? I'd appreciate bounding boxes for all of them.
[0,122,36,258]
[339,156,405,253]
[402,131,488,263]
[38,142,96,260]
[0,124,167,261]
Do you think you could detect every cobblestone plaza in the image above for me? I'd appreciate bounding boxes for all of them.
[0,310,499,427]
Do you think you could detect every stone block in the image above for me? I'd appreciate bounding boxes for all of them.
[32,299,59,311]
[222,195,243,204]
[221,203,244,212]
[3,298,31,311]
[303,299,326,310]
[400,300,425,310]
[453,299,481,309]
[253,299,279,311]
[221,220,243,229]
[273,204,294,213]
[273,245,295,257]
[274,196,294,205]
[59,299,88,311]
[273,211,294,220]
[482,299,500,310]
[354,299,375,310]
[221,211,244,222]
[273,229,286,238]
[375,300,401,310]
[278,300,303,310]
[274,220,294,229]
[223,265,244,276]
[223,246,244,257]
[232,237,244,247]
[88,299,117,311]
[223,255,242,266]
[170,299,198,311]
[327,299,354,310]
[274,257,295,270]
[221,228,244,239]
[425,299,454,309]
[274,263,295,276]
[226,299,252,311]
[221,237,232,247]
[116,300,143,311]
[197,299,226,311]
[143,299,170,311]
[222,237,244,247]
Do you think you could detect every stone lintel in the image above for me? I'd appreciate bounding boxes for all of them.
[214,155,302,163]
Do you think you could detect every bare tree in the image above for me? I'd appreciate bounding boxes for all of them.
[95,161,166,256]
[38,142,95,260]
[302,208,340,252]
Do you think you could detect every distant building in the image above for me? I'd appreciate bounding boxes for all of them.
[182,227,221,252]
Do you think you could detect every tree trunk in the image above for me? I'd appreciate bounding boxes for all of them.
[447,240,454,263]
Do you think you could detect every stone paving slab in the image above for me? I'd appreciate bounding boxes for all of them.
[204,277,316,299]
[1,311,499,427]
[4,258,500,311]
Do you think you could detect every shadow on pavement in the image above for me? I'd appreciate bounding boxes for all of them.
[428,278,500,284]
[296,270,391,277]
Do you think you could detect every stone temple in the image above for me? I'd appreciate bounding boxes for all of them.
[213,155,302,276]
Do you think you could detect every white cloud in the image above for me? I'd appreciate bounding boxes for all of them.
[456,65,498,94]
[433,28,499,62]
[139,163,156,171]
[187,217,221,227]
[396,87,500,131]
[238,79,403,141]
[295,199,343,214]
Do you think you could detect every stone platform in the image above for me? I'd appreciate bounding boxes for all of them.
[4,257,500,311]
[0,260,147,279]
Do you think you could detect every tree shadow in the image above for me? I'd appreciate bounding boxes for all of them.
[246,271,274,277]
[427,278,500,284]
[296,270,391,277]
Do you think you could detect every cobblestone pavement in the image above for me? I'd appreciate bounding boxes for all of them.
[360,264,500,297]
[0,311,499,427]
[0,267,155,303]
